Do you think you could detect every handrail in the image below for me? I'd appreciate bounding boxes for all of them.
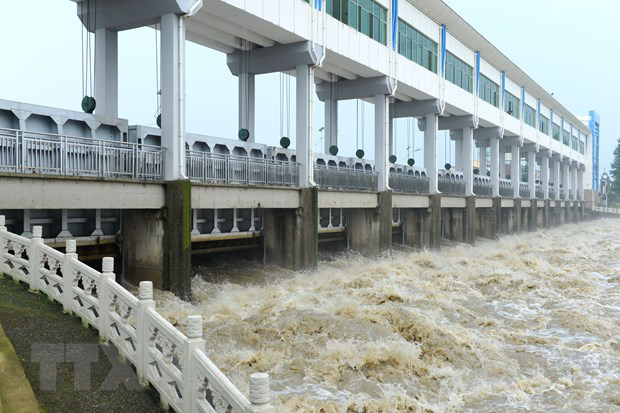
[0,218,273,413]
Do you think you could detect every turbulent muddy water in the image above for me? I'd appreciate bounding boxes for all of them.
[157,219,620,412]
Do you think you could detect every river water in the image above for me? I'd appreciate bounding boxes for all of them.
[156,219,620,412]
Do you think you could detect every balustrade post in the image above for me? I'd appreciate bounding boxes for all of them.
[136,281,155,385]
[225,154,230,184]
[100,140,105,177]
[134,144,138,179]
[0,216,6,261]
[246,156,250,185]
[183,315,205,413]
[98,257,115,343]
[62,239,77,314]
[249,372,274,412]
[20,131,26,173]
[28,226,43,292]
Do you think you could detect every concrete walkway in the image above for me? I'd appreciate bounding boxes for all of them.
[0,276,162,413]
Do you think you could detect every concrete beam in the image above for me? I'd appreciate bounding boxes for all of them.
[0,174,165,209]
[418,115,476,131]
[227,41,323,76]
[392,194,430,209]
[192,186,301,209]
[316,76,396,101]
[390,99,442,118]
[318,191,379,209]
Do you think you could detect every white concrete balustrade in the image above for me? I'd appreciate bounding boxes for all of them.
[0,216,273,413]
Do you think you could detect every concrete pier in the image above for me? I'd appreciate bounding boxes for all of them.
[122,209,165,288]
[349,191,392,255]
[165,181,192,300]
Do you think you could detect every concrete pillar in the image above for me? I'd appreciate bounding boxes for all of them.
[238,71,255,142]
[543,200,551,229]
[527,150,536,199]
[424,115,439,194]
[375,94,390,191]
[95,28,119,118]
[348,192,392,255]
[552,157,561,200]
[324,97,338,153]
[455,139,463,171]
[528,201,538,232]
[165,180,192,300]
[476,206,496,240]
[499,148,506,178]
[578,166,584,200]
[462,127,474,196]
[429,194,441,248]
[58,209,72,239]
[570,164,577,200]
[464,197,476,244]
[493,197,502,236]
[511,144,520,198]
[513,199,522,234]
[402,208,431,248]
[541,154,549,199]
[490,137,500,197]
[161,13,184,181]
[296,64,315,187]
[123,209,165,289]
[264,188,318,269]
[562,161,570,200]
[479,146,487,175]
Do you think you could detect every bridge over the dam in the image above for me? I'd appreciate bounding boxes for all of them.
[0,0,594,300]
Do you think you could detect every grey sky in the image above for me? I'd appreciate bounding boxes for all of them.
[0,0,615,172]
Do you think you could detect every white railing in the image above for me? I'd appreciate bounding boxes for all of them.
[314,165,378,191]
[187,151,298,187]
[593,206,620,214]
[0,216,273,413]
[0,128,164,180]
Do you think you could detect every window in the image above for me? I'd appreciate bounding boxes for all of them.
[479,74,499,107]
[397,19,437,73]
[504,91,520,119]
[326,0,387,45]
[562,129,570,146]
[572,134,578,151]
[524,104,536,128]
[539,114,549,135]
[552,123,560,141]
[579,140,585,154]
[446,51,473,93]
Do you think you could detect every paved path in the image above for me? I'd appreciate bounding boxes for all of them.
[0,276,162,413]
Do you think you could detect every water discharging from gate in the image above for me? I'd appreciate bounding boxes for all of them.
[157,219,620,411]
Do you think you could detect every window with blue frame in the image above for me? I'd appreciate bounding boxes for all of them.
[524,104,536,128]
[572,134,578,151]
[479,74,499,107]
[397,19,437,73]
[539,114,549,135]
[446,51,473,93]
[325,0,387,45]
[552,123,560,141]
[562,129,570,146]
[504,91,520,119]
[579,140,585,154]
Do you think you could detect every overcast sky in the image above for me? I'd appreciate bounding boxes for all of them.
[0,0,616,172]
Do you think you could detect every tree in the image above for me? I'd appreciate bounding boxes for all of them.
[609,137,620,204]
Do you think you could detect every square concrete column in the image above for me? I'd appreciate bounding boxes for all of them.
[570,164,577,200]
[462,127,474,196]
[238,71,255,142]
[578,166,584,200]
[552,157,561,200]
[490,137,500,197]
[527,150,536,199]
[161,13,185,181]
[454,139,463,171]
[95,28,118,118]
[511,144,520,198]
[499,148,506,178]
[541,154,549,199]
[424,114,439,194]
[296,64,315,187]
[375,94,390,191]
[479,146,487,175]
[562,161,570,200]
[324,97,338,153]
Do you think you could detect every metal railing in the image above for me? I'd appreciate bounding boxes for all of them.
[535,185,544,199]
[519,182,530,198]
[314,165,378,191]
[438,177,466,196]
[499,179,513,198]
[187,151,299,187]
[0,219,273,413]
[389,173,429,194]
[560,189,566,199]
[473,175,492,197]
[0,128,164,180]
[548,189,556,199]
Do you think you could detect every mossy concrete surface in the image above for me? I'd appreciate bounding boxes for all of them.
[0,275,161,413]
[0,319,39,412]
